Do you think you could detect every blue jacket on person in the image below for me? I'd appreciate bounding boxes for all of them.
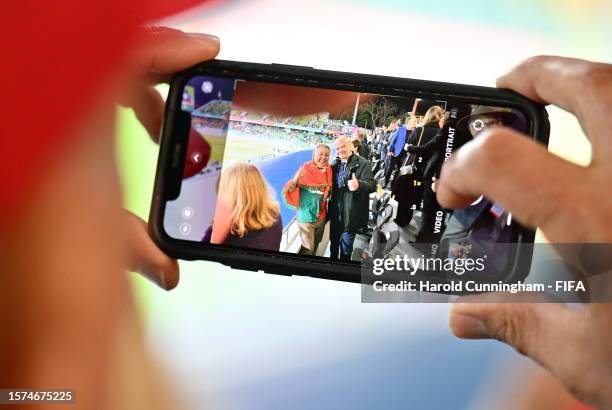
[389,126,407,157]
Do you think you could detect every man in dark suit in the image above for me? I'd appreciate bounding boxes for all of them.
[329,136,377,260]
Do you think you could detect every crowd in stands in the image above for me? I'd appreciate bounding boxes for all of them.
[328,106,451,243]
[192,117,228,131]
[230,122,333,146]
[193,100,232,117]
[233,110,329,129]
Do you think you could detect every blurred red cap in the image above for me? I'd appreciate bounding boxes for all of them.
[0,0,212,226]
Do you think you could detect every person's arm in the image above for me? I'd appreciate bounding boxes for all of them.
[0,28,219,410]
[387,130,398,155]
[407,131,440,155]
[286,165,303,192]
[439,56,612,409]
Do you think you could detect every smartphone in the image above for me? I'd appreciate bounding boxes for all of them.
[149,60,549,285]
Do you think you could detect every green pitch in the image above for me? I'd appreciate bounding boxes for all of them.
[222,133,293,163]
[198,133,227,162]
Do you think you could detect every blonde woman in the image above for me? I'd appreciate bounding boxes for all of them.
[419,105,444,128]
[211,163,282,251]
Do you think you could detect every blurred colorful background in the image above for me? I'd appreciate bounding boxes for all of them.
[116,1,610,408]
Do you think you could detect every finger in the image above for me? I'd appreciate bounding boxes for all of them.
[120,28,220,141]
[352,173,357,180]
[127,85,165,142]
[436,126,589,243]
[496,56,612,156]
[124,211,179,290]
[132,27,220,77]
[449,296,590,402]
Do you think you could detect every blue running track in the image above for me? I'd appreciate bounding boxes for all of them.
[256,149,313,228]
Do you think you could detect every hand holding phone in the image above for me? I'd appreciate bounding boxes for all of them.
[120,28,220,289]
[447,55,612,410]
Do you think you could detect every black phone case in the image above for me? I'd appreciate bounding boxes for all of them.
[149,59,550,285]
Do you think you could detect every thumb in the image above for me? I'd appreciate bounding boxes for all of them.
[352,173,357,180]
[449,294,585,379]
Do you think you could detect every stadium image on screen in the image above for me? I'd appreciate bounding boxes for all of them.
[163,75,529,266]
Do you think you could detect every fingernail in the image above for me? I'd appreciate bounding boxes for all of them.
[449,314,491,339]
[188,32,220,44]
[156,269,168,290]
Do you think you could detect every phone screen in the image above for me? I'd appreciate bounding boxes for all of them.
[162,74,529,269]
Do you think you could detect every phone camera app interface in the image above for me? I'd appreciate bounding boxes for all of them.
[163,75,529,274]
